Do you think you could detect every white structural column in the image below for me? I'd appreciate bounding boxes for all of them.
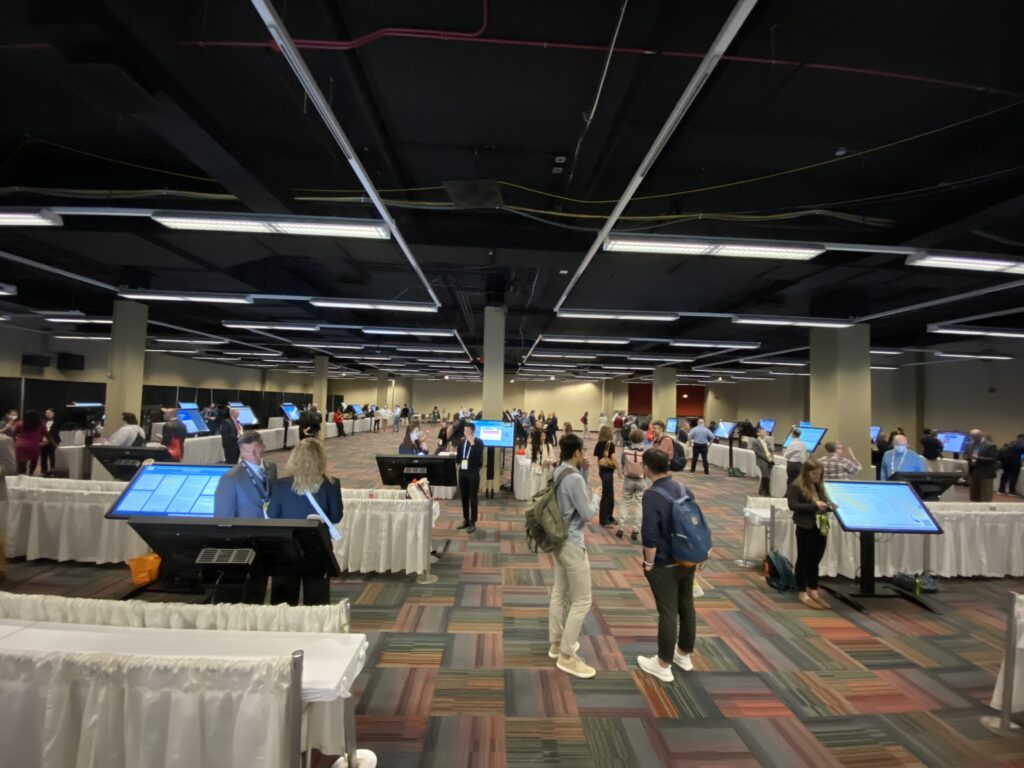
[809,325,872,477]
[104,299,148,434]
[652,367,677,423]
[482,306,505,418]
[312,355,329,413]
[896,352,925,440]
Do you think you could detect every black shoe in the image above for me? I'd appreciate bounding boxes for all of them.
[631,531,639,542]
[467,524,476,533]
[616,529,624,539]
[704,471,710,475]
[457,521,470,530]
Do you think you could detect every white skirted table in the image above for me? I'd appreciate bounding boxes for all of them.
[771,501,1024,578]
[0,618,369,768]
[1,479,148,564]
[334,497,437,579]
[514,456,546,501]
[708,443,759,476]
[991,593,1024,717]
[352,417,372,433]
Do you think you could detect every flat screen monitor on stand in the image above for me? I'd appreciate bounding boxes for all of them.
[281,403,301,422]
[472,420,515,497]
[870,425,882,442]
[713,421,736,440]
[227,401,259,426]
[88,445,172,481]
[936,431,968,455]
[799,421,813,428]
[759,419,776,436]
[376,455,458,489]
[176,403,209,435]
[666,417,678,435]
[889,471,962,501]
[821,480,943,613]
[783,427,828,453]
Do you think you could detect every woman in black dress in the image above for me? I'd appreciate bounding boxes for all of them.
[593,425,617,526]
[786,459,834,610]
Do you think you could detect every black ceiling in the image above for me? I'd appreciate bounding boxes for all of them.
[1,0,1023,378]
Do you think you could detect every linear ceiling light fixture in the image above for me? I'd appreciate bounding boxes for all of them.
[222,322,320,332]
[870,349,903,355]
[53,334,109,341]
[542,335,630,345]
[742,359,806,367]
[43,314,113,324]
[906,252,1024,275]
[0,282,16,296]
[151,212,389,240]
[935,352,1012,360]
[309,298,437,312]
[732,316,854,328]
[0,209,63,227]
[603,235,823,261]
[362,328,455,337]
[927,324,1024,339]
[120,290,254,305]
[669,340,761,349]
[557,310,678,322]
[293,342,364,350]
[152,338,227,345]
[554,0,759,311]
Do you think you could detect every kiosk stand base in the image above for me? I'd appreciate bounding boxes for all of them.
[821,531,941,614]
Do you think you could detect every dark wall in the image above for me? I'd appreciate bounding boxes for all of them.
[22,378,106,416]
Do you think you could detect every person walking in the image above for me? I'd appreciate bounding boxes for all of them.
[650,421,674,466]
[580,411,589,440]
[456,422,484,532]
[13,409,47,475]
[783,427,808,485]
[548,433,599,679]
[593,425,617,526]
[965,429,999,502]
[749,426,775,496]
[392,407,402,433]
[40,407,60,475]
[160,408,188,462]
[787,460,834,610]
[688,419,713,475]
[617,428,646,541]
[636,448,699,682]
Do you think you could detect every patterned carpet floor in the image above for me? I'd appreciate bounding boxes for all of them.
[5,427,1024,767]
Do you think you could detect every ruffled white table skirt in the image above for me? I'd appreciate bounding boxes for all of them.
[334,498,434,575]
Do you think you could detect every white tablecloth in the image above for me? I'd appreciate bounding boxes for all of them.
[335,498,434,575]
[58,429,89,446]
[3,475,127,494]
[352,418,372,433]
[992,593,1024,714]
[55,444,108,480]
[514,456,547,501]
[772,501,1024,578]
[708,443,760,476]
[268,416,285,429]
[770,463,788,497]
[2,486,149,564]
[181,434,224,464]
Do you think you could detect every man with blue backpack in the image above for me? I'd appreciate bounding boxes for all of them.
[636,449,711,682]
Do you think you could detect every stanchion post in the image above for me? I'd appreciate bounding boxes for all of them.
[289,650,305,768]
[981,591,1021,736]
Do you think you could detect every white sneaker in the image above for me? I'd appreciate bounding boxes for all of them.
[548,641,580,660]
[673,651,694,671]
[557,654,597,679]
[637,655,673,682]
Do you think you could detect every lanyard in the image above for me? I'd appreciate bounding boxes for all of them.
[463,440,471,459]
[893,452,907,472]
[242,462,270,504]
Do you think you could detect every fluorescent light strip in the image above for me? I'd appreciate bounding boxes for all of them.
[870,349,903,355]
[769,370,811,376]
[120,291,253,305]
[152,338,227,345]
[529,353,593,359]
[394,346,465,354]
[222,322,320,332]
[628,356,695,363]
[293,343,364,350]
[935,352,1012,361]
[362,329,455,337]
[871,366,899,370]
[742,359,806,367]
[928,324,1024,339]
[557,310,677,322]
[196,356,242,362]
[152,212,389,240]
[309,298,436,312]
[0,282,16,296]
[45,316,113,324]
[603,236,822,261]
[0,210,62,227]
[54,335,109,341]
[669,340,761,349]
[907,253,1024,274]
[730,375,775,381]
[542,336,631,345]
[732,316,854,328]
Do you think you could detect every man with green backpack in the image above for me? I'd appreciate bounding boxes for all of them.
[526,433,601,679]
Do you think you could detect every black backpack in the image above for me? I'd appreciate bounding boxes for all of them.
[131,430,147,447]
[669,440,686,472]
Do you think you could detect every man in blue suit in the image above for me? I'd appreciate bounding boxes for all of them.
[214,432,278,519]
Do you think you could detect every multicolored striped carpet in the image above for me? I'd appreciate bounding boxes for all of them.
[4,428,1023,767]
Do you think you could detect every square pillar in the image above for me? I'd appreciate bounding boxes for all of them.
[482,306,505,419]
[652,367,677,421]
[376,370,390,410]
[312,355,329,414]
[104,299,148,433]
[810,324,872,477]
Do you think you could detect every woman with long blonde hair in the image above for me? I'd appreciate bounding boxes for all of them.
[267,438,343,605]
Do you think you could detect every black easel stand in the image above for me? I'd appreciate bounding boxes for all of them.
[485,446,495,498]
[820,532,940,614]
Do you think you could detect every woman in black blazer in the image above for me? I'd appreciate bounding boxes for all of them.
[267,439,342,606]
[786,459,834,611]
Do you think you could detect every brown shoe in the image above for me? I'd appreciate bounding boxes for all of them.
[811,595,830,610]
[799,593,826,610]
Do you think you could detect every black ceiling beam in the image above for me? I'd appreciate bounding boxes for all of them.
[904,187,1024,249]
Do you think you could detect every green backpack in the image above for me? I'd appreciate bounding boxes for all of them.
[525,470,570,553]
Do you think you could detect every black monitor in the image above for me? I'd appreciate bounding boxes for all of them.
[106,463,232,518]
[734,420,759,438]
[936,431,968,453]
[376,454,458,488]
[759,418,776,435]
[888,471,962,501]
[88,445,172,481]
[281,402,301,422]
[227,402,259,426]
[127,517,340,602]
[824,480,943,534]
[473,420,514,448]
[57,402,105,431]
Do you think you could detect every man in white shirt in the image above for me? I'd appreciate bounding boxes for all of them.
[783,428,808,485]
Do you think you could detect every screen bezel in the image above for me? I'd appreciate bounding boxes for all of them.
[870,425,882,442]
[823,479,944,534]
[666,417,678,434]
[759,418,776,435]
[105,462,233,519]
[713,421,736,439]
[936,431,968,453]
[472,419,515,448]
[783,426,828,452]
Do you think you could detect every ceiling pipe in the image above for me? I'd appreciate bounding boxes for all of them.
[248,0,442,308]
[554,0,760,312]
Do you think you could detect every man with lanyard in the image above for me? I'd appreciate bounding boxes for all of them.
[880,434,925,481]
[456,422,485,533]
[212,432,278,602]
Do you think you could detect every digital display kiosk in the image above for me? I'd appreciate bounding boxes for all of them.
[228,401,259,426]
[889,471,962,501]
[936,431,968,453]
[799,421,813,428]
[281,402,302,422]
[176,402,209,435]
[820,479,943,614]
[783,426,828,452]
[350,404,364,416]
[870,425,882,442]
[473,420,515,448]
[376,455,458,488]
[666,417,678,435]
[759,418,776,435]
[713,421,736,439]
[106,463,232,519]
[88,445,172,482]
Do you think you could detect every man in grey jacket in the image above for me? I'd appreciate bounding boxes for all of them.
[214,432,278,519]
[548,433,601,679]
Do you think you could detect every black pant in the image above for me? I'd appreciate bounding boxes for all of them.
[758,473,772,496]
[40,444,57,474]
[999,465,1020,495]
[598,467,615,524]
[270,566,330,606]
[459,470,480,523]
[690,444,709,474]
[644,564,697,663]
[786,461,802,486]
[794,526,827,591]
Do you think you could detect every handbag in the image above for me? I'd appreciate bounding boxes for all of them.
[304,490,342,541]
[598,441,616,470]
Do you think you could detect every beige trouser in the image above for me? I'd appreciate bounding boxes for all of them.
[549,544,593,656]
[621,476,645,530]
[925,459,942,472]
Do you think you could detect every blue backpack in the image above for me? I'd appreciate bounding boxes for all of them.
[649,484,713,565]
